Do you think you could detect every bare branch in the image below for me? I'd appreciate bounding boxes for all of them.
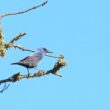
[0,1,48,20]
[0,55,67,85]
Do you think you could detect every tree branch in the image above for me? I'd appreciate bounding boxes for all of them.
[0,31,61,57]
[0,55,67,85]
[9,32,26,43]
[4,32,34,52]
[45,54,60,58]
[0,1,48,20]
[11,44,34,52]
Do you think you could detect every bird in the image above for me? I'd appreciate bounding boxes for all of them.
[11,48,53,76]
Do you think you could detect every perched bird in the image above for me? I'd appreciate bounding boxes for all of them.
[11,48,52,76]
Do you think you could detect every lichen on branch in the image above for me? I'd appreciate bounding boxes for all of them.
[0,30,34,57]
[0,55,67,92]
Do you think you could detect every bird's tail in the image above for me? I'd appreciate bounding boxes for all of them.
[11,62,19,65]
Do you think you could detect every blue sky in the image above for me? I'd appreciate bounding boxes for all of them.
[0,0,110,110]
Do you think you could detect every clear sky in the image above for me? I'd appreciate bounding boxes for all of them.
[0,0,110,110]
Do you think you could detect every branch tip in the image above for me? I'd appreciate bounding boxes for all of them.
[0,1,48,20]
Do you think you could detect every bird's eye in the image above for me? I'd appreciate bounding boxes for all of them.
[43,48,47,51]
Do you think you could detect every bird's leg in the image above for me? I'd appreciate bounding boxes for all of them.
[27,68,30,78]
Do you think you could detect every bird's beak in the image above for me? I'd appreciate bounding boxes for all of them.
[47,50,53,53]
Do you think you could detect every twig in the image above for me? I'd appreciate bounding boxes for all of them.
[9,33,26,43]
[12,44,34,52]
[0,83,10,93]
[0,1,48,20]
[45,54,60,58]
[0,55,67,85]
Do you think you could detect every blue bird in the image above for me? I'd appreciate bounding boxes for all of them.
[11,48,52,76]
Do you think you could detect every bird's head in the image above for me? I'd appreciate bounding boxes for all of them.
[38,48,53,55]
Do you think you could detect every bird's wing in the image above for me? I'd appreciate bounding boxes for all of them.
[20,56,30,61]
[20,56,42,63]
